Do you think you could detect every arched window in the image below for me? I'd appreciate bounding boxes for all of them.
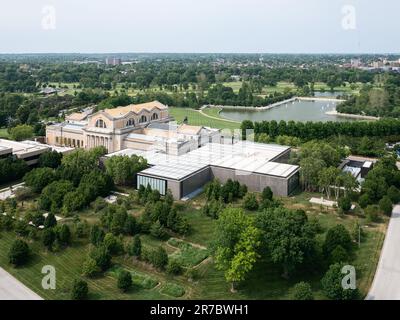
[95,119,107,128]
[126,118,135,127]
[151,113,159,121]
[139,115,147,123]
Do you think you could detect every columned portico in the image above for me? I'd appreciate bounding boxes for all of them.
[84,134,114,152]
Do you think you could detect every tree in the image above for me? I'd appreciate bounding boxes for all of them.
[44,212,57,228]
[362,176,388,203]
[300,157,326,191]
[103,233,123,255]
[58,147,106,186]
[0,157,28,184]
[62,191,86,214]
[256,208,316,278]
[23,167,56,193]
[224,225,261,292]
[387,186,400,204]
[358,193,371,209]
[150,220,167,239]
[14,187,33,205]
[379,196,393,216]
[318,167,339,199]
[151,246,168,270]
[90,225,105,246]
[321,263,359,300]
[261,187,273,201]
[214,208,260,291]
[242,193,259,211]
[90,245,112,271]
[71,279,88,300]
[291,282,314,300]
[82,257,100,278]
[128,235,141,257]
[14,220,29,237]
[42,228,56,250]
[38,151,62,169]
[38,180,74,211]
[166,260,183,275]
[323,225,352,256]
[117,270,132,292]
[105,155,148,186]
[10,124,34,141]
[31,211,45,227]
[8,239,30,266]
[329,245,349,264]
[78,170,114,203]
[240,120,254,140]
[56,224,71,246]
[365,205,381,223]
[124,215,139,236]
[338,196,352,214]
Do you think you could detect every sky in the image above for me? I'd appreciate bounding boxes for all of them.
[0,0,399,54]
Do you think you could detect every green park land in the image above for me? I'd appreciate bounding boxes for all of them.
[0,190,386,300]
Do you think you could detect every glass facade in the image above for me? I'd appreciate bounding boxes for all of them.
[137,175,167,195]
[288,172,299,195]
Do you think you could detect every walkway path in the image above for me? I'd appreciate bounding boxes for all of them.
[197,109,240,124]
[0,267,43,300]
[0,183,25,201]
[366,205,400,300]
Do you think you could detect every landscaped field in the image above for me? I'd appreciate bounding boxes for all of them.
[169,107,240,130]
[223,81,362,95]
[0,190,387,300]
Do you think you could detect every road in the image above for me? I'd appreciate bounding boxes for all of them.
[0,267,42,300]
[366,205,400,300]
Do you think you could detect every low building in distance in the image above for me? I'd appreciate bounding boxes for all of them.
[105,57,122,66]
[0,139,73,165]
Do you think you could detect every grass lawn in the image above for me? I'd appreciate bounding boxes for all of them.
[0,189,387,300]
[223,80,362,96]
[169,107,240,130]
[167,238,210,268]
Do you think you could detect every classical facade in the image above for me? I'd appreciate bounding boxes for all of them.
[46,101,221,154]
[46,101,169,153]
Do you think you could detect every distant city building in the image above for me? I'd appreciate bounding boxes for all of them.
[351,58,361,68]
[105,57,122,66]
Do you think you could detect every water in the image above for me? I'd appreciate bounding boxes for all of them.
[219,100,354,123]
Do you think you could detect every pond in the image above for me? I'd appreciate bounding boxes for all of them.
[219,99,354,123]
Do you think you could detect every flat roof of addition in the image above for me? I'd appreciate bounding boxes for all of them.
[22,140,74,154]
[0,145,13,156]
[106,141,298,180]
[0,139,50,157]
[139,162,208,181]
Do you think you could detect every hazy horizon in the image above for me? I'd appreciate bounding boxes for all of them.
[1,0,399,54]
